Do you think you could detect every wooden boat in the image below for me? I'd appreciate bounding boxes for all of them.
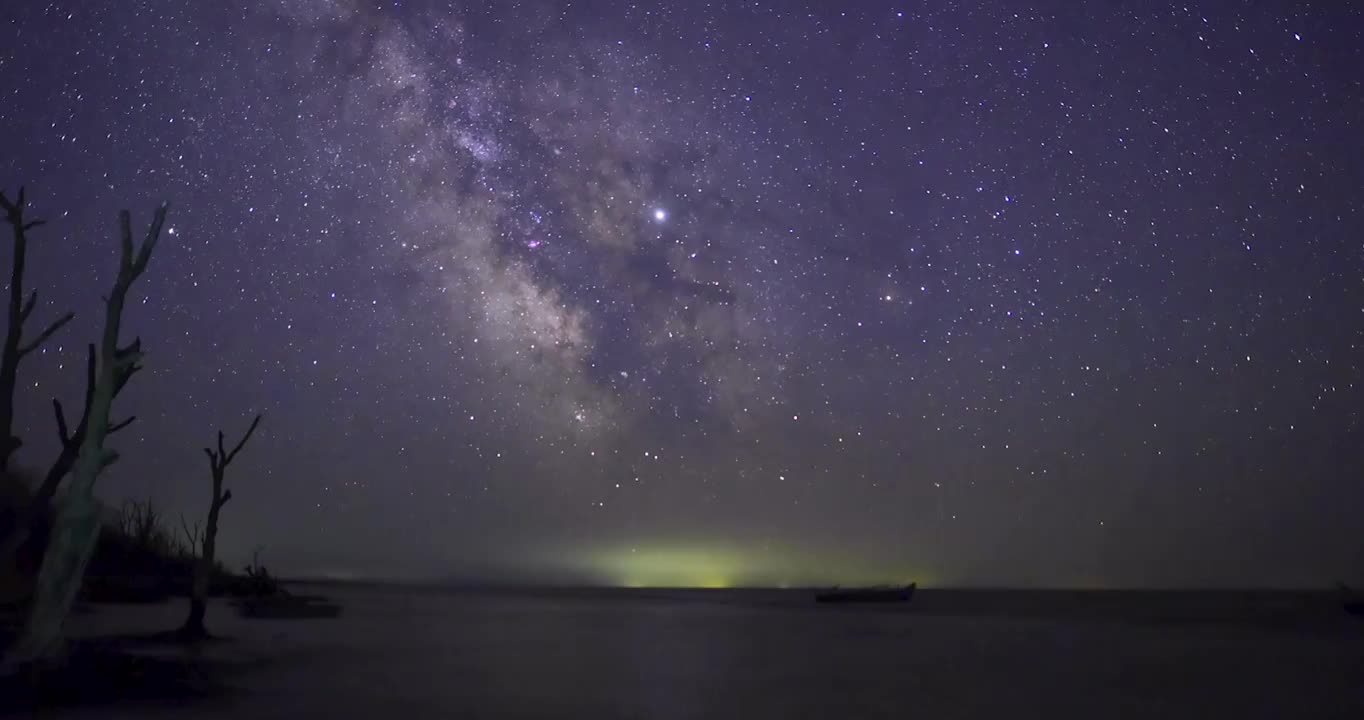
[816,582,915,604]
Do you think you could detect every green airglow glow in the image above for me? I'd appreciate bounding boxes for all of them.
[571,541,932,589]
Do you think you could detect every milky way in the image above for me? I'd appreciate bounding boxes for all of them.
[3,1,1362,586]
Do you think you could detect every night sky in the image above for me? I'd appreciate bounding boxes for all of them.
[3,1,1362,587]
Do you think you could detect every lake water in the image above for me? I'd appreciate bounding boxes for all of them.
[59,585,1364,718]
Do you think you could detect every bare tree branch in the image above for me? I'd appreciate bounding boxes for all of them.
[224,414,262,465]
[132,204,167,275]
[113,337,142,374]
[18,311,74,356]
[52,400,70,444]
[20,290,36,321]
[0,186,74,472]
[118,210,133,275]
[56,344,96,449]
[0,188,19,215]
[108,416,136,434]
[82,344,96,405]
[118,499,135,537]
[178,513,202,554]
[114,362,140,395]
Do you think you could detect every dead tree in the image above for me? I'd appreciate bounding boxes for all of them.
[0,187,75,471]
[178,513,203,559]
[6,204,167,668]
[182,413,262,639]
[120,498,165,552]
[0,344,137,562]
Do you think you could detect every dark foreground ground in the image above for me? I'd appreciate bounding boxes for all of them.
[5,585,1364,718]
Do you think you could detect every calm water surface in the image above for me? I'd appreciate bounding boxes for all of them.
[62,585,1364,719]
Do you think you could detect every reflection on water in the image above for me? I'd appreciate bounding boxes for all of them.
[68,585,1364,719]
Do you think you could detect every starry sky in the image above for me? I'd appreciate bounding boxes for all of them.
[3,1,1362,588]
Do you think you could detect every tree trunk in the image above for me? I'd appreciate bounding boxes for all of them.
[183,596,207,638]
[0,222,27,472]
[0,360,19,472]
[182,471,223,639]
[10,358,120,666]
[4,490,102,663]
[0,443,82,563]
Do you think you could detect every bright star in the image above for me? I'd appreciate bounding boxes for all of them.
[653,209,667,222]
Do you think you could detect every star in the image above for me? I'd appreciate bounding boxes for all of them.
[4,0,1355,592]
